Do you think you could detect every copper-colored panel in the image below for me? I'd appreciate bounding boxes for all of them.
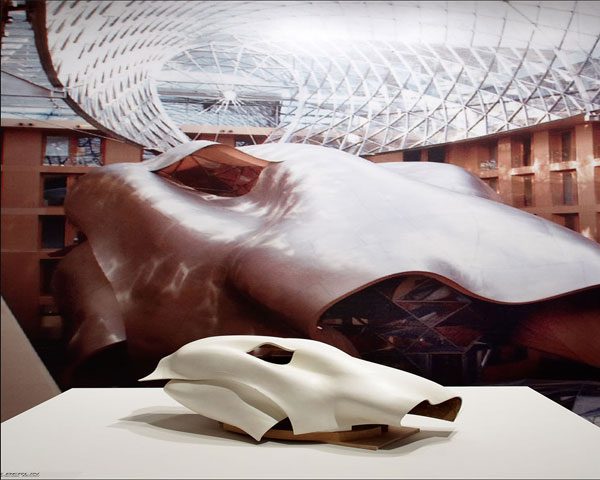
[1,129,43,167]
[51,242,125,371]
[1,252,41,338]
[511,289,600,367]
[1,215,39,251]
[1,171,41,209]
[55,142,600,375]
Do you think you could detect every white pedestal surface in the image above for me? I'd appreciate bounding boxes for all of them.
[2,386,599,479]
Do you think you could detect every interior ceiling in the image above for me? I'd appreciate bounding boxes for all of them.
[3,1,600,154]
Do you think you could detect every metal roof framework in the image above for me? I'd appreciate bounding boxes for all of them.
[2,1,599,154]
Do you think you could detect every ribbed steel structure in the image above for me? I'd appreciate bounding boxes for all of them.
[20,1,600,152]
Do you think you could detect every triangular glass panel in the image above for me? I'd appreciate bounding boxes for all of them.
[396,301,467,327]
[434,325,481,351]
[345,328,393,354]
[405,328,462,354]
[373,276,409,299]
[370,320,428,347]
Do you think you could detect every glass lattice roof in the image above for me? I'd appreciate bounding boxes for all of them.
[2,1,599,154]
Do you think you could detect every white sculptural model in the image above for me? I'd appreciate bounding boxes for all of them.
[141,335,462,444]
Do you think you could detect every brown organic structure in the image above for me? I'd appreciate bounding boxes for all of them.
[52,142,600,381]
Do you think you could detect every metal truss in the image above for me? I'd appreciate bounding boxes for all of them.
[19,1,600,153]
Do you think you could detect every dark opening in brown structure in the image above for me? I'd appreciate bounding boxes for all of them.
[155,145,269,197]
[247,343,295,365]
[408,397,462,421]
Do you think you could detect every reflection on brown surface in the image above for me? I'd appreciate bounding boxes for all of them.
[512,289,600,367]
[53,142,600,382]
[152,143,268,197]
[52,242,126,368]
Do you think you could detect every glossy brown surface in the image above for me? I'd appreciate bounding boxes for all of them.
[511,289,600,367]
[52,242,126,370]
[150,142,269,197]
[55,142,600,375]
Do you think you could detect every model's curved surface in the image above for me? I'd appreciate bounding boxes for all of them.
[54,142,600,373]
[141,335,462,441]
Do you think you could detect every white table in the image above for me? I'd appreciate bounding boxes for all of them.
[2,387,599,479]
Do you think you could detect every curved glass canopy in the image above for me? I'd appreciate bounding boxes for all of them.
[19,1,600,152]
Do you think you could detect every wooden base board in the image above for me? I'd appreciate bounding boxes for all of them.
[221,423,420,451]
